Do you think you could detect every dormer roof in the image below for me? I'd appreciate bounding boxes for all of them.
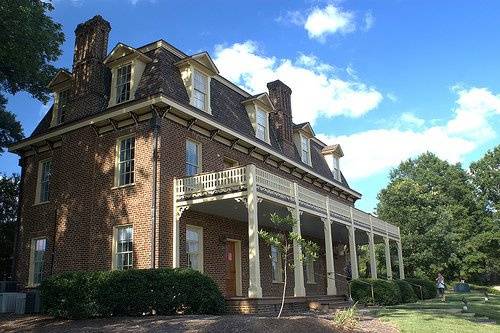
[103,43,152,65]
[175,51,219,75]
[293,122,315,137]
[47,70,73,89]
[322,144,344,157]
[241,93,275,111]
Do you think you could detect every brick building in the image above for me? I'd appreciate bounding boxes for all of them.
[9,16,405,312]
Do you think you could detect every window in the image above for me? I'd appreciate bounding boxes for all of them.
[186,140,201,176]
[29,238,46,286]
[114,226,133,270]
[301,135,310,165]
[332,157,340,181]
[271,245,283,283]
[305,260,315,284]
[223,157,238,169]
[116,136,135,187]
[192,70,208,110]
[116,63,132,104]
[36,159,52,203]
[186,225,203,272]
[57,89,70,124]
[255,108,268,141]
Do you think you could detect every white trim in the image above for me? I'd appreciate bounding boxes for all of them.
[186,224,204,273]
[227,238,243,297]
[114,134,136,187]
[35,158,51,204]
[186,139,202,176]
[112,224,134,270]
[28,237,46,287]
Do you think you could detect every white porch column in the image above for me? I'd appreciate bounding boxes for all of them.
[384,237,393,280]
[323,212,337,295]
[247,164,262,298]
[172,178,180,268]
[348,207,359,279]
[397,240,405,279]
[291,183,306,297]
[367,231,378,279]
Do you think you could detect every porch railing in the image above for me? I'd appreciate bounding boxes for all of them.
[175,166,247,197]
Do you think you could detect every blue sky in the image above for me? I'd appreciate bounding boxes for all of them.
[2,0,499,212]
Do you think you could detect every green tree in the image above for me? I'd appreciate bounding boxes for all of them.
[0,95,23,154]
[0,0,65,103]
[0,174,20,279]
[376,152,479,280]
[258,213,319,318]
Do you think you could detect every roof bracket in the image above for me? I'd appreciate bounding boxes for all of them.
[30,145,39,156]
[44,140,54,152]
[90,124,100,137]
[263,154,271,163]
[247,147,256,155]
[210,129,220,140]
[276,160,285,169]
[187,118,196,130]
[129,112,139,125]
[230,139,239,149]
[289,166,297,174]
[108,119,118,132]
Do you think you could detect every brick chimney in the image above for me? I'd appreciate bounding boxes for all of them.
[69,15,111,121]
[267,80,296,157]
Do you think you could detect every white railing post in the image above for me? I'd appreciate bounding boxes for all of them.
[348,207,359,279]
[324,197,337,295]
[384,237,393,280]
[292,182,306,297]
[172,178,180,268]
[246,164,262,298]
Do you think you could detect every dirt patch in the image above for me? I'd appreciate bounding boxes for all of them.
[0,312,398,333]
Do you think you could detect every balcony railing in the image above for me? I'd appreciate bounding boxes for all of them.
[174,164,400,239]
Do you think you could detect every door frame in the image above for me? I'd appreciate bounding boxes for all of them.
[226,238,242,297]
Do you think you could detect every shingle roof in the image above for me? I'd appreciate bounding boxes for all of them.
[31,41,352,190]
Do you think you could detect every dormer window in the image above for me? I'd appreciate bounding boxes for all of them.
[192,70,208,110]
[255,108,268,141]
[47,69,73,127]
[332,156,340,181]
[300,135,310,165]
[321,144,344,182]
[176,52,219,114]
[104,43,152,108]
[116,63,132,104]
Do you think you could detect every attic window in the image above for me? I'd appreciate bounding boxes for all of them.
[192,70,208,111]
[300,135,310,165]
[116,63,132,104]
[57,89,70,124]
[255,107,268,141]
[332,156,340,181]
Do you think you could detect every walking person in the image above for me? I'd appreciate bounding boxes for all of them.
[436,272,446,301]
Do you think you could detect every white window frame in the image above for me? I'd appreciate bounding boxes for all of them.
[255,107,269,142]
[112,225,133,270]
[332,156,340,181]
[185,139,202,176]
[305,259,316,284]
[114,135,135,187]
[192,69,209,111]
[300,134,311,165]
[35,159,52,204]
[28,237,46,287]
[271,245,283,283]
[116,63,132,104]
[186,225,204,273]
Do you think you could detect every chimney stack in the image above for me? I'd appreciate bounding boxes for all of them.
[267,80,296,156]
[70,15,111,120]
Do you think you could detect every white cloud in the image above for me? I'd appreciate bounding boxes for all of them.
[318,86,500,181]
[213,41,382,124]
[364,12,375,31]
[304,5,355,41]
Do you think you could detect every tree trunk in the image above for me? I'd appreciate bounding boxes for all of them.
[278,255,287,318]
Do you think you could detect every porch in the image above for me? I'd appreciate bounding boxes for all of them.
[172,164,404,304]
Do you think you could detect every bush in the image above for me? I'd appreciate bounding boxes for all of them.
[40,268,225,319]
[394,279,418,303]
[350,279,402,306]
[404,278,436,299]
[333,302,359,330]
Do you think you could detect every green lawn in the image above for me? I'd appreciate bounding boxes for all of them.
[374,290,500,333]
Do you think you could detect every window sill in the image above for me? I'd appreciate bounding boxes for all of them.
[272,281,284,284]
[33,201,50,206]
[111,183,135,190]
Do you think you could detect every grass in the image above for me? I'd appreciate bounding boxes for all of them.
[374,290,500,333]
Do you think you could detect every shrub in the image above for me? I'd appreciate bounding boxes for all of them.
[350,279,402,306]
[404,278,436,299]
[40,268,225,319]
[333,302,359,330]
[394,279,418,303]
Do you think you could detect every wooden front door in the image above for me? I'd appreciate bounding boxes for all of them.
[225,241,237,297]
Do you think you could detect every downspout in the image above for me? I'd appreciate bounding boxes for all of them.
[150,107,160,269]
[11,157,25,282]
